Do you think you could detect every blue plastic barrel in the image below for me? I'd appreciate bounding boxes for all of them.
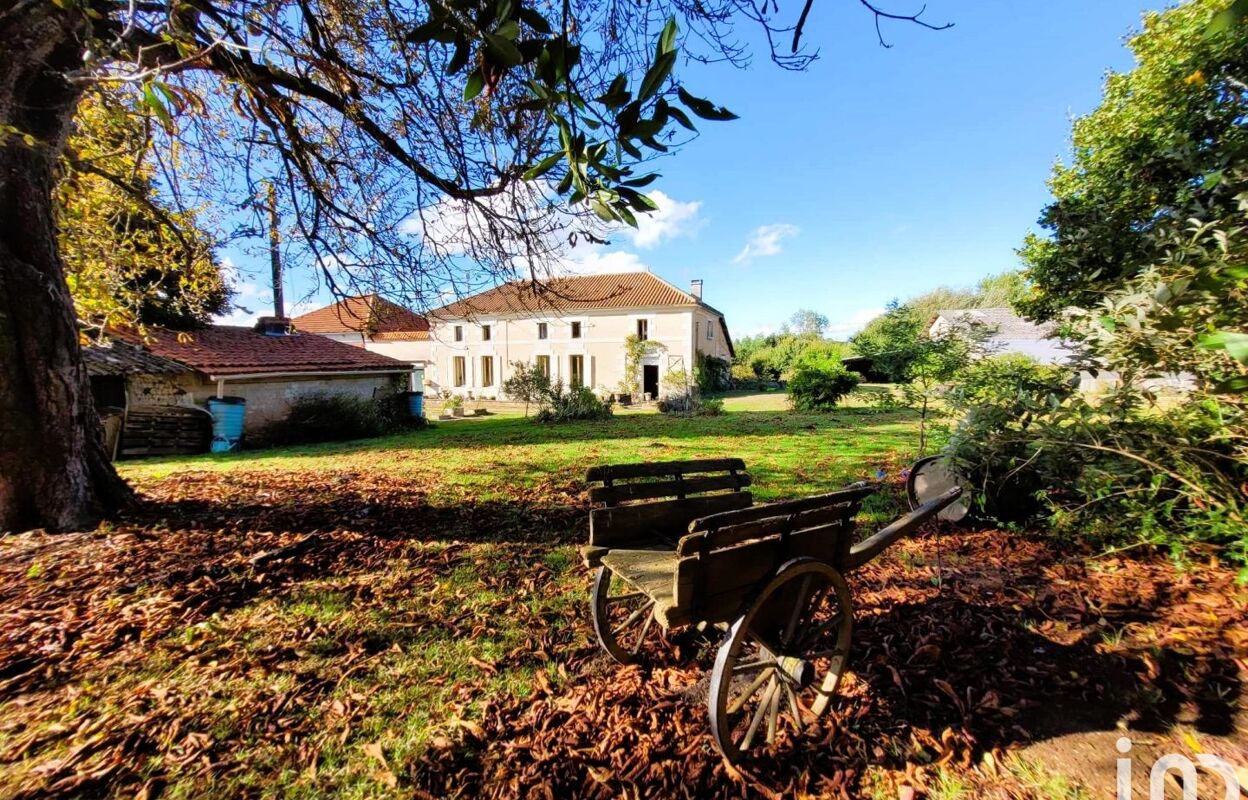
[207,396,246,453]
[406,391,424,418]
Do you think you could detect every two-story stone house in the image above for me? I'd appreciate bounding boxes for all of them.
[426,272,734,400]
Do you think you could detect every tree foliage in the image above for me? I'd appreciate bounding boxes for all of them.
[946,2,1248,569]
[58,94,229,331]
[786,363,859,412]
[851,271,1024,381]
[501,360,551,416]
[1017,0,1248,319]
[734,322,852,385]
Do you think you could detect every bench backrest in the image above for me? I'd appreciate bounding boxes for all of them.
[669,483,877,623]
[586,459,753,548]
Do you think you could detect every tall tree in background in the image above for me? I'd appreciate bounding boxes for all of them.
[0,0,947,531]
[59,95,230,332]
[1016,0,1248,320]
[787,308,829,337]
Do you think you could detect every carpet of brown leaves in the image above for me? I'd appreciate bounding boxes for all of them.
[1,470,1245,799]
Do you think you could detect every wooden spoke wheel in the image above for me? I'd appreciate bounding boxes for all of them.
[708,558,853,762]
[591,566,659,665]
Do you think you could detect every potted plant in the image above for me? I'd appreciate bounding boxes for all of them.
[443,394,465,418]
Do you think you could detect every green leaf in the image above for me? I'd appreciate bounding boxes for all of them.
[1211,375,1248,394]
[1205,0,1248,38]
[1198,331,1248,363]
[522,152,563,181]
[446,38,471,74]
[675,86,737,121]
[485,34,524,67]
[464,71,485,101]
[494,20,520,40]
[142,83,172,124]
[620,173,659,188]
[615,203,639,228]
[658,17,678,56]
[597,73,630,109]
[517,6,551,33]
[591,196,616,222]
[638,51,676,102]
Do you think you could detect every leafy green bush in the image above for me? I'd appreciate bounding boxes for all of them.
[254,391,422,447]
[533,381,613,423]
[657,394,724,416]
[787,365,859,411]
[695,353,731,393]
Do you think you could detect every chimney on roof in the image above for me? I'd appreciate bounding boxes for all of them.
[254,316,294,336]
[690,279,703,300]
[266,181,285,319]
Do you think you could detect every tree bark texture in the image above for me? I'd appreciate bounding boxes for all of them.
[0,5,131,532]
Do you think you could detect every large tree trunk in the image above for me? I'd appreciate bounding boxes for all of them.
[0,6,131,532]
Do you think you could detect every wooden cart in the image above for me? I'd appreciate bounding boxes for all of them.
[580,458,962,762]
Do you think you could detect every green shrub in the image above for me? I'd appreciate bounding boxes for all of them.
[787,365,859,412]
[657,394,724,416]
[945,359,1247,566]
[533,381,613,423]
[694,353,731,393]
[254,391,422,447]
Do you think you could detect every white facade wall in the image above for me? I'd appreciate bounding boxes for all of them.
[427,307,721,399]
[305,332,433,374]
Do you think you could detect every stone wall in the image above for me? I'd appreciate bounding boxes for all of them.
[168,373,405,432]
[127,374,195,409]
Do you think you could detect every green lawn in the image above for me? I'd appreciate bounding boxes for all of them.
[1,394,925,798]
[121,390,919,509]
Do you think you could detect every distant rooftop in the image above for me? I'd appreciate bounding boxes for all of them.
[293,294,430,340]
[931,308,1058,341]
[105,324,412,377]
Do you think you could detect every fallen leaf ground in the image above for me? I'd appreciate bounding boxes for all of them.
[1,397,1245,798]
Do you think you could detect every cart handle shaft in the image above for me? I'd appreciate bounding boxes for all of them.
[845,487,963,571]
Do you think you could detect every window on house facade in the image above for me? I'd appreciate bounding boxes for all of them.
[482,324,491,341]
[636,319,648,341]
[569,355,584,388]
[453,356,466,387]
[481,356,494,386]
[707,321,714,340]
[571,321,581,339]
[454,325,463,342]
[537,322,548,340]
[535,355,550,378]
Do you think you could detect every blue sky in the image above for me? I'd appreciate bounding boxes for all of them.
[220,0,1171,338]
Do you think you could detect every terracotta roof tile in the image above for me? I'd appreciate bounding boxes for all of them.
[109,325,412,377]
[430,272,702,318]
[82,339,190,377]
[292,295,429,338]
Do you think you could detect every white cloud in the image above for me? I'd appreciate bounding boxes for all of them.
[733,223,799,264]
[558,247,650,276]
[826,307,885,339]
[626,191,703,249]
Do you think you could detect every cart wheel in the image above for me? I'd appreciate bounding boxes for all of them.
[591,566,658,665]
[708,558,853,762]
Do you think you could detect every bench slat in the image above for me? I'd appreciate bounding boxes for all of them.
[672,520,852,613]
[589,492,752,548]
[586,458,746,483]
[676,501,854,556]
[589,473,752,504]
[688,484,876,534]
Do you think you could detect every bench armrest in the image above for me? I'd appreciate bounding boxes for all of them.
[845,487,962,571]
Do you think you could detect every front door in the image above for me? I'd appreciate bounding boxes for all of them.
[643,364,659,400]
